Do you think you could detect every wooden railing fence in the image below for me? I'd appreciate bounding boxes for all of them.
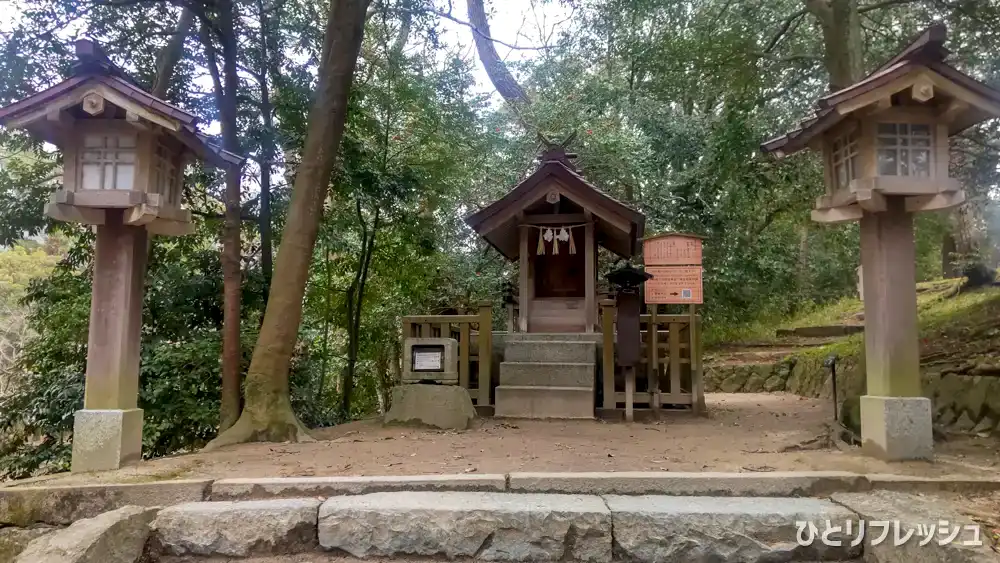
[601,300,704,420]
[401,301,492,407]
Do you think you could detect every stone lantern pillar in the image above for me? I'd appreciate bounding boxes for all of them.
[0,39,241,472]
[762,24,1000,460]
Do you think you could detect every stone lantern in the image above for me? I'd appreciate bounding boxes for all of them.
[0,39,241,472]
[762,24,1000,460]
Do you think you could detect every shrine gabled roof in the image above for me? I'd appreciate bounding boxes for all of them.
[0,39,242,169]
[761,24,1000,157]
[465,158,645,260]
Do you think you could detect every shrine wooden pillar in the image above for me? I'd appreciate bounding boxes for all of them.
[518,223,530,332]
[584,212,596,332]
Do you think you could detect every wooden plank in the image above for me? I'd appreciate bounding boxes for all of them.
[518,225,529,332]
[584,217,596,333]
[669,322,681,395]
[649,308,660,408]
[438,322,450,340]
[402,320,413,339]
[601,300,615,410]
[420,323,431,338]
[401,315,478,324]
[624,366,635,422]
[522,213,587,225]
[615,392,692,405]
[459,322,470,391]
[478,302,492,406]
[638,314,694,323]
[505,303,514,333]
[690,304,705,415]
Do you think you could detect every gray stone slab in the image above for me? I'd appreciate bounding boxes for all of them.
[509,471,870,496]
[211,474,506,500]
[318,491,611,562]
[831,490,996,562]
[383,385,476,430]
[867,473,1000,493]
[0,480,211,526]
[0,526,55,563]
[15,505,158,563]
[152,498,321,557]
[504,341,596,363]
[605,495,861,562]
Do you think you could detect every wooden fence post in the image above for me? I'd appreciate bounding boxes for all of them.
[601,299,616,411]
[478,301,493,407]
[650,307,660,408]
[690,304,705,415]
[459,321,470,391]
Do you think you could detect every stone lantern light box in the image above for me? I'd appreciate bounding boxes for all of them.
[763,24,1000,224]
[0,39,241,236]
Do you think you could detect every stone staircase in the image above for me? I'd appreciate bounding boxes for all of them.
[495,333,600,419]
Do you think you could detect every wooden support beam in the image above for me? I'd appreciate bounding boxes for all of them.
[522,213,587,225]
[669,322,681,398]
[477,301,493,407]
[518,224,529,333]
[601,299,616,410]
[584,213,596,333]
[649,308,659,408]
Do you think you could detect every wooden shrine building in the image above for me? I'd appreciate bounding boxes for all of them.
[466,143,645,333]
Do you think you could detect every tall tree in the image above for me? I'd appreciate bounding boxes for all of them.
[207,0,372,447]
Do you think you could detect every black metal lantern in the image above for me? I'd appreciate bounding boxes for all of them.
[607,263,652,367]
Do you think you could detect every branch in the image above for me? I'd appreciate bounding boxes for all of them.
[858,0,921,13]
[763,8,807,53]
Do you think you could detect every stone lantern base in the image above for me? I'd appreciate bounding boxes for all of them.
[71,409,144,472]
[860,396,932,461]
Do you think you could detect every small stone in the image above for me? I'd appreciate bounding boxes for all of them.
[152,498,320,557]
[15,505,157,563]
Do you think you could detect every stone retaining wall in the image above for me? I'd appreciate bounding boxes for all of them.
[704,355,1000,436]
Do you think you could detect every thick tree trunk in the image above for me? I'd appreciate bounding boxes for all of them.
[151,9,194,98]
[804,0,864,89]
[258,0,277,297]
[211,0,245,433]
[206,0,372,448]
[466,0,529,104]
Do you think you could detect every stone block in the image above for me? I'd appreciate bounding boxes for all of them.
[318,491,611,562]
[763,374,786,392]
[15,505,158,563]
[152,498,320,557]
[605,495,860,562]
[71,409,143,473]
[860,395,933,461]
[499,361,594,387]
[507,471,869,496]
[831,490,997,562]
[866,474,1000,494]
[718,367,750,393]
[494,386,593,418]
[210,474,506,500]
[402,338,458,384]
[0,480,211,526]
[503,340,595,363]
[0,527,54,562]
[384,384,476,430]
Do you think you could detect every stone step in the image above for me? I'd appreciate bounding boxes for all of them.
[495,386,594,419]
[504,332,603,343]
[314,491,861,563]
[499,362,595,387]
[504,340,595,363]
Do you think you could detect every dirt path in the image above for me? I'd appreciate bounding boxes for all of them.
[10,393,998,488]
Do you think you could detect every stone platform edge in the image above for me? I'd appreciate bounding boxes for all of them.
[2,471,1000,525]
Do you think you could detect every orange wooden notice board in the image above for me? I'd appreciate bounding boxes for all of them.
[645,266,703,304]
[643,234,703,266]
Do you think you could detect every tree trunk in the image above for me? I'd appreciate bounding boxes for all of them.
[803,0,864,89]
[206,0,372,448]
[941,231,957,278]
[258,0,277,297]
[466,0,529,104]
[151,9,194,98]
[341,201,379,418]
[204,0,246,433]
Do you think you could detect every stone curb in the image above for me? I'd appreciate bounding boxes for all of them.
[210,473,506,500]
[0,480,210,526]
[14,505,159,563]
[4,472,1000,525]
[507,471,871,496]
